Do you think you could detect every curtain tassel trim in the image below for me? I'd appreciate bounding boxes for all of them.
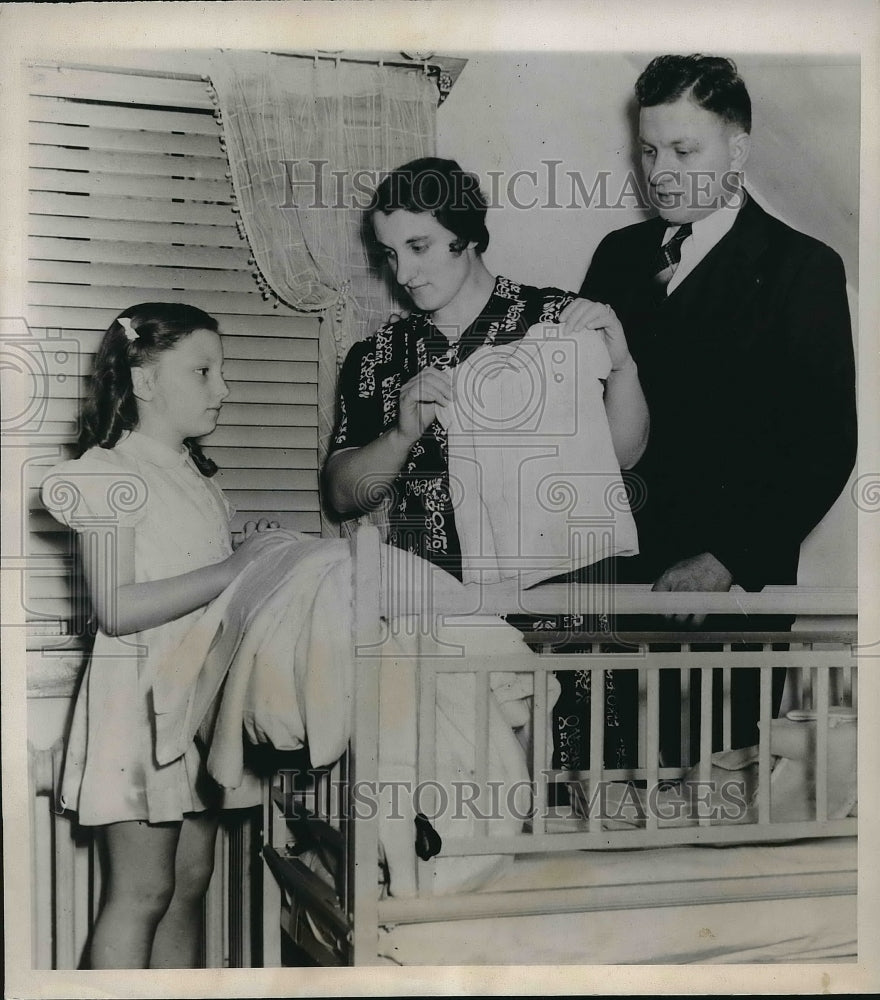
[207,69,275,305]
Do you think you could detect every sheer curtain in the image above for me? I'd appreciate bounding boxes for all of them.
[208,50,437,533]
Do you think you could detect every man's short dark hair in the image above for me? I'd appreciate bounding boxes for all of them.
[635,55,752,133]
[367,156,490,254]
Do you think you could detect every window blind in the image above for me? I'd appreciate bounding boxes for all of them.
[25,63,321,639]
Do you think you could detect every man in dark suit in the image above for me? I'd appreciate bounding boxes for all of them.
[579,54,857,755]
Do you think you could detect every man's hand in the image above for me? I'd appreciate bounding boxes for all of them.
[652,551,735,627]
[559,297,633,372]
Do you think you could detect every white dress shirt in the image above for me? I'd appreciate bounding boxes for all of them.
[664,195,744,294]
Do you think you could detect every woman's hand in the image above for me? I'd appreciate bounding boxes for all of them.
[561,297,649,468]
[559,298,633,372]
[232,518,280,550]
[396,366,453,445]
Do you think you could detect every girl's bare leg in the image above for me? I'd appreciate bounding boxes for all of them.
[150,810,221,968]
[89,820,180,969]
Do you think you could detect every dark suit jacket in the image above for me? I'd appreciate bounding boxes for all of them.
[580,194,856,590]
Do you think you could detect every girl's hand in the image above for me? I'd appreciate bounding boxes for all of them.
[225,526,282,580]
[559,298,633,373]
[396,366,453,445]
[232,518,280,550]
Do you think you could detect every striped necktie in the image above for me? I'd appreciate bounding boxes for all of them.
[652,223,693,289]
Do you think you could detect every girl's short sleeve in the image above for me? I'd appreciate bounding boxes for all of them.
[40,452,149,532]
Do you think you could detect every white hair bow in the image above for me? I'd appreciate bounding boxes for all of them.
[119,316,139,342]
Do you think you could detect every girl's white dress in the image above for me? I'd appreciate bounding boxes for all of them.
[41,430,256,825]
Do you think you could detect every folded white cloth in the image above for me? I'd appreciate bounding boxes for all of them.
[437,321,638,587]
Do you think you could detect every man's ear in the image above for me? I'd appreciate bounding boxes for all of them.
[729,131,751,172]
[131,365,154,402]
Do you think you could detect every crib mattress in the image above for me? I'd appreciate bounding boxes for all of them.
[377,837,857,965]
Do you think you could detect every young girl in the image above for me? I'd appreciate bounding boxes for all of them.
[40,303,279,969]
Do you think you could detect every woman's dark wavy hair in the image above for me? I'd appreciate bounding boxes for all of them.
[635,54,752,133]
[78,302,221,477]
[366,156,490,254]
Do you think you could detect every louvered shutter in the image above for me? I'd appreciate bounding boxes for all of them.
[25,63,321,641]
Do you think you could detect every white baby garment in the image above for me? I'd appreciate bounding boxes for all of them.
[437,322,638,587]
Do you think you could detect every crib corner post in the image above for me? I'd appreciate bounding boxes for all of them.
[348,524,383,965]
[260,773,283,968]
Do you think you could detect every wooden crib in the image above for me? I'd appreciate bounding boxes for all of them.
[261,525,859,966]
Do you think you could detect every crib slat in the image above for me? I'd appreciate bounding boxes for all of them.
[530,667,548,837]
[698,665,712,827]
[645,670,659,831]
[239,815,256,969]
[722,659,732,750]
[588,667,603,832]
[816,669,830,823]
[51,742,81,970]
[29,749,53,970]
[204,833,225,968]
[53,811,76,969]
[350,525,382,965]
[637,666,648,769]
[417,663,436,791]
[758,667,773,824]
[337,753,351,917]
[680,669,691,767]
[261,776,283,968]
[323,767,332,820]
[222,822,232,967]
[73,821,91,968]
[90,828,102,945]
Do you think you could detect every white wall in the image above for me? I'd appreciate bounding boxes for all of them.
[437,52,645,292]
[437,52,860,586]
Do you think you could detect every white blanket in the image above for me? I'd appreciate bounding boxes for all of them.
[438,322,639,586]
[151,531,354,780]
[151,532,548,891]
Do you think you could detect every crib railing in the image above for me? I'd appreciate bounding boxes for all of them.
[404,643,857,852]
[336,526,858,962]
[254,526,859,964]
